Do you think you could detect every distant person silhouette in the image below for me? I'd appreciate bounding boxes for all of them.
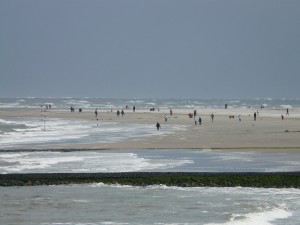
[156,122,161,130]
[210,113,214,122]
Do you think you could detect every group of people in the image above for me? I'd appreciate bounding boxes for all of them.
[194,116,202,125]
[69,104,291,132]
[116,110,125,117]
[70,107,83,112]
[71,103,292,135]
[40,104,52,112]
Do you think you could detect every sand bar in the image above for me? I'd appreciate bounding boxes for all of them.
[0,107,300,151]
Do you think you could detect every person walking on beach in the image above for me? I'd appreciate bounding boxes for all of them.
[170,109,173,116]
[156,122,161,130]
[198,116,202,125]
[286,108,289,116]
[254,112,257,121]
[164,114,168,122]
[133,106,135,112]
[194,110,197,118]
[210,113,214,122]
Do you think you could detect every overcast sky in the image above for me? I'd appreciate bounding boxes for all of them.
[0,0,299,99]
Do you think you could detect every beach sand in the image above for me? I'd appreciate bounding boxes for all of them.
[0,107,299,151]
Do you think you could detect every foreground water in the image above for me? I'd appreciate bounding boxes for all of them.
[1,148,299,225]
[0,183,299,225]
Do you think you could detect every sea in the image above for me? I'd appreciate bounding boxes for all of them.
[0,97,300,110]
[1,184,299,225]
[1,97,300,225]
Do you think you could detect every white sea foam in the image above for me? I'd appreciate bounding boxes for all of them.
[127,100,144,103]
[0,118,22,125]
[1,154,83,172]
[228,100,241,103]
[0,151,193,173]
[214,153,254,162]
[0,117,184,149]
[205,207,292,225]
[280,104,292,109]
[0,153,29,158]
[1,97,300,110]
[0,102,20,108]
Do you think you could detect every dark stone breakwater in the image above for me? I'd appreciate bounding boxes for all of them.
[1,172,300,188]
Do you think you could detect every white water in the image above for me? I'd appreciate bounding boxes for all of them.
[0,117,185,149]
[1,97,300,109]
[0,151,193,173]
[1,149,299,174]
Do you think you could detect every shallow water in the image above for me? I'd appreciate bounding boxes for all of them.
[0,117,184,149]
[1,149,300,174]
[0,184,299,225]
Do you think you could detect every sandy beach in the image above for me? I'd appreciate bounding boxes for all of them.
[1,107,299,151]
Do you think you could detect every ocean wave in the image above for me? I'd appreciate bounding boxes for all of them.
[0,118,22,125]
[205,207,292,225]
[280,104,292,109]
[1,97,300,109]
